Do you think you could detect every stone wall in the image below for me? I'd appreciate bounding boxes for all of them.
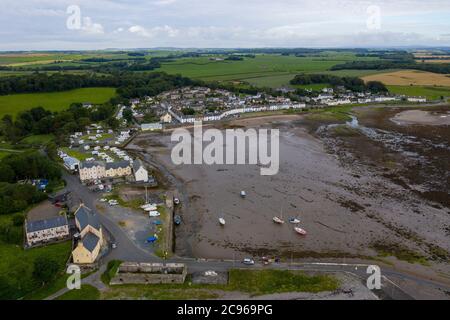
[110,262,187,285]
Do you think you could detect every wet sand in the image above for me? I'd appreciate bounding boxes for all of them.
[391,109,450,126]
[127,114,449,267]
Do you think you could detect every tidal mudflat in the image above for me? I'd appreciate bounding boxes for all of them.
[127,109,449,275]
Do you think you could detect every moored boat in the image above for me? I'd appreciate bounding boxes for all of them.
[219,218,226,226]
[289,217,301,224]
[294,227,307,235]
[240,190,246,198]
[273,216,285,224]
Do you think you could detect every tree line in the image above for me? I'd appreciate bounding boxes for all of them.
[330,60,450,74]
[0,152,61,215]
[290,74,388,93]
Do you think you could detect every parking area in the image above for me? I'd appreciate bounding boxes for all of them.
[26,200,63,221]
[96,202,162,254]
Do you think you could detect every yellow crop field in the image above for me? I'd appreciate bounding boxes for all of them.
[362,70,450,86]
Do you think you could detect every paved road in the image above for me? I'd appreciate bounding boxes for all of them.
[60,172,450,300]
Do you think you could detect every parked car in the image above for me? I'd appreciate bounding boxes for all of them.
[242,258,255,265]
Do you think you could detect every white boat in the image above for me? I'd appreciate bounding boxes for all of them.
[240,191,246,198]
[141,203,157,210]
[289,218,301,224]
[144,206,158,212]
[273,216,285,224]
[294,227,307,235]
[219,218,226,226]
[149,211,160,217]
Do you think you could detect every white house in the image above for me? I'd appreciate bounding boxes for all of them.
[407,97,427,103]
[133,159,149,182]
[141,123,163,131]
[25,215,70,247]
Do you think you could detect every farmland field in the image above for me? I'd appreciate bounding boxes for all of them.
[156,53,384,88]
[0,87,116,118]
[387,85,450,100]
[362,70,450,87]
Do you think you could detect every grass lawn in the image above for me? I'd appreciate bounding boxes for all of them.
[56,284,100,300]
[102,269,340,300]
[0,239,71,299]
[228,269,340,295]
[305,105,356,122]
[20,134,55,146]
[0,150,12,159]
[60,147,90,161]
[387,85,450,100]
[0,87,116,119]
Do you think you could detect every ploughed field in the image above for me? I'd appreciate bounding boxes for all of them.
[128,107,449,273]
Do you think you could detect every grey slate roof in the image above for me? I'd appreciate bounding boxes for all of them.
[75,205,101,231]
[81,232,100,253]
[105,160,130,170]
[26,215,68,233]
[80,161,104,169]
[132,159,143,172]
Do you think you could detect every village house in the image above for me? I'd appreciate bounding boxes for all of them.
[25,215,70,247]
[72,205,103,264]
[407,97,427,103]
[105,161,132,178]
[79,161,106,182]
[160,112,172,123]
[141,123,163,131]
[132,159,149,182]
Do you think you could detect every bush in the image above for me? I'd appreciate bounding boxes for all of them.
[12,213,25,226]
[33,256,59,285]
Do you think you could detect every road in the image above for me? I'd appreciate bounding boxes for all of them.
[61,171,450,300]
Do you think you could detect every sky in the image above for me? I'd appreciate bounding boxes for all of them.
[1,0,450,50]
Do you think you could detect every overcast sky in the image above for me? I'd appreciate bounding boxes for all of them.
[1,0,450,50]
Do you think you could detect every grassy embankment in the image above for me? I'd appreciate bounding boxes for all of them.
[101,268,340,300]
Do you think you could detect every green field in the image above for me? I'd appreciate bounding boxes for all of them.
[56,284,100,300]
[156,53,385,88]
[0,236,71,299]
[20,134,55,146]
[387,85,450,100]
[0,87,116,118]
[60,147,90,161]
[102,269,340,300]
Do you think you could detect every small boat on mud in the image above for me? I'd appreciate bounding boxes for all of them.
[149,211,160,217]
[273,216,285,224]
[142,203,157,210]
[219,218,226,226]
[174,215,182,225]
[289,217,301,224]
[240,191,246,198]
[294,227,307,235]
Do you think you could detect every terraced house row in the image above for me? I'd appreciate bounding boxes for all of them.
[79,159,148,183]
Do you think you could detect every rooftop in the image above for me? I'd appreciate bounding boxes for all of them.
[26,215,68,233]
